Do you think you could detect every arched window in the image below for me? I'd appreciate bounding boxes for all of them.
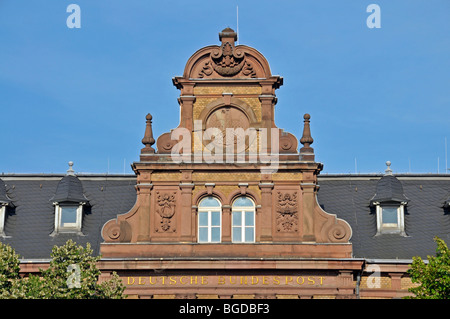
[198,196,221,243]
[232,196,255,243]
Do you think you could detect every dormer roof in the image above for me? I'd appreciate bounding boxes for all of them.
[50,162,88,204]
[370,161,409,205]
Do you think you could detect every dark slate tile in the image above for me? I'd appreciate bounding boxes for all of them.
[0,176,137,259]
[317,175,450,259]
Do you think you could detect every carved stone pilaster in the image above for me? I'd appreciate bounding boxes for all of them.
[301,182,316,242]
[222,204,232,242]
[259,182,274,242]
[137,182,153,242]
[179,183,195,241]
[178,95,196,131]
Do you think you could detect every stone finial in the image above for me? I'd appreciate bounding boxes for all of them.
[67,161,75,176]
[219,27,237,45]
[385,161,393,175]
[141,113,156,154]
[300,114,314,160]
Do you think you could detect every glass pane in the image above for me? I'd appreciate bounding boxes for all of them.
[199,196,220,207]
[198,212,208,226]
[245,211,254,226]
[198,227,208,242]
[211,211,220,226]
[382,207,398,224]
[61,206,77,225]
[233,211,242,226]
[245,227,254,242]
[233,197,254,207]
[211,227,221,242]
[233,227,242,242]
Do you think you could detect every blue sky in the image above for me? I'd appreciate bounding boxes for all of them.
[0,0,449,175]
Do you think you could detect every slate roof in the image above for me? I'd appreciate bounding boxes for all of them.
[0,173,449,261]
[317,174,450,260]
[0,175,136,259]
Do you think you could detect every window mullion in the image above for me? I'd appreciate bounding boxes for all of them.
[208,210,212,242]
[241,210,245,242]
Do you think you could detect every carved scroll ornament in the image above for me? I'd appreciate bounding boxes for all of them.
[102,218,132,243]
[198,43,256,78]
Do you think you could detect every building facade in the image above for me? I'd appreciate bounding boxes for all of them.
[1,28,449,299]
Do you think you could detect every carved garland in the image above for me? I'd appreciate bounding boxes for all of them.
[155,192,177,232]
[198,43,256,78]
[276,192,298,232]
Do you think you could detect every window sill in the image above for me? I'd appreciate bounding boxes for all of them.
[375,230,408,237]
[50,230,85,236]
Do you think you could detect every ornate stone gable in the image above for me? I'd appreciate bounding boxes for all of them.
[101,28,352,260]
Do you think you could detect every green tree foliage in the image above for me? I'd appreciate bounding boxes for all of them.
[0,240,126,299]
[0,243,21,293]
[406,237,450,299]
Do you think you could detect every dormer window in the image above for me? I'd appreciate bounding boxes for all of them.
[50,162,88,235]
[55,203,84,232]
[381,206,399,227]
[370,161,409,236]
[0,205,7,237]
[0,178,13,237]
[375,204,406,235]
[60,205,78,226]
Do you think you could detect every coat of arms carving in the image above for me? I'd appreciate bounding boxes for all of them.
[198,40,256,78]
[276,192,298,232]
[155,192,176,232]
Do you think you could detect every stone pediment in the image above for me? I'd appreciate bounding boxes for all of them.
[181,28,272,80]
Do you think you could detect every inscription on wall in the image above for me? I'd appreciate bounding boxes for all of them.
[125,275,325,287]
